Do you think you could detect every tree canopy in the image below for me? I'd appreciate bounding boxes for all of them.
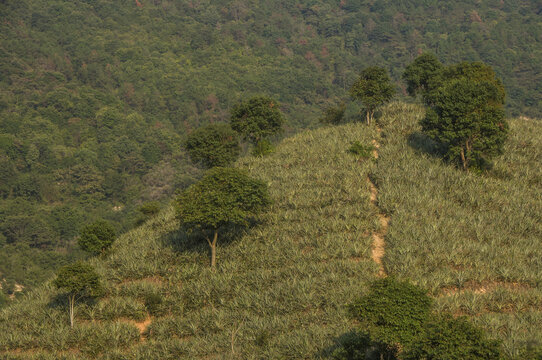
[78,220,117,255]
[349,67,395,124]
[176,167,270,267]
[334,278,502,360]
[230,96,284,144]
[185,123,240,168]
[406,56,509,171]
[54,262,103,327]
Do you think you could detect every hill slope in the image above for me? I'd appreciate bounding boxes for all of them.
[0,121,380,359]
[1,103,541,359]
[2,0,542,295]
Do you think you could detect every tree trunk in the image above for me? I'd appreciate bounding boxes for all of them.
[461,138,472,171]
[69,294,75,328]
[366,110,371,125]
[460,147,468,171]
[207,230,218,268]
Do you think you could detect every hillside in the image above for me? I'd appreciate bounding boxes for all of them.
[1,0,542,295]
[1,103,541,359]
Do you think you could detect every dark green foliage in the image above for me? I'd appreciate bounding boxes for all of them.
[332,331,372,360]
[176,167,270,267]
[402,53,444,105]
[421,70,508,171]
[347,141,375,159]
[338,277,502,360]
[54,262,103,327]
[177,167,270,232]
[320,102,347,125]
[251,139,275,157]
[138,202,161,217]
[349,278,432,356]
[53,262,103,298]
[135,201,161,226]
[185,123,241,168]
[404,56,509,170]
[405,315,502,360]
[350,67,395,124]
[230,96,284,143]
[144,292,164,317]
[78,220,116,255]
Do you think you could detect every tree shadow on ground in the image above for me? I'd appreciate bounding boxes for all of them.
[317,330,374,359]
[407,131,443,159]
[160,222,258,267]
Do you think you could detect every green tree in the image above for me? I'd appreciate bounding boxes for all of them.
[320,102,346,125]
[421,76,508,171]
[229,96,284,144]
[348,277,432,358]
[185,123,241,168]
[349,67,395,125]
[405,315,502,360]
[53,262,103,327]
[402,53,444,105]
[78,220,116,255]
[176,167,270,268]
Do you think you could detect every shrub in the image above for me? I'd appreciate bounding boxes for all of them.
[405,315,502,360]
[78,220,117,255]
[184,123,241,168]
[135,201,161,226]
[347,141,375,159]
[320,102,346,125]
[349,278,432,357]
[251,139,275,157]
[230,96,284,144]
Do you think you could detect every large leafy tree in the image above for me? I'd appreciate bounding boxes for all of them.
[349,67,395,125]
[402,53,444,105]
[176,167,270,268]
[229,96,284,144]
[418,62,508,171]
[185,123,240,168]
[53,262,103,327]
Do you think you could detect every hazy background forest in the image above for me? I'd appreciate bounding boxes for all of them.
[0,0,541,299]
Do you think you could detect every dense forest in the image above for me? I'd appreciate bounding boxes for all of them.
[1,0,541,295]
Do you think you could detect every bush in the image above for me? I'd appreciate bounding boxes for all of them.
[230,96,284,144]
[337,278,502,359]
[135,201,161,226]
[144,292,164,316]
[320,102,346,125]
[251,139,275,157]
[405,315,502,360]
[347,141,375,159]
[78,220,117,255]
[349,278,432,357]
[184,123,241,168]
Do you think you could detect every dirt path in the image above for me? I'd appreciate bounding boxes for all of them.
[117,316,152,341]
[369,130,389,277]
[135,317,152,339]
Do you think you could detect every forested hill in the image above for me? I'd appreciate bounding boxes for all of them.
[0,0,541,295]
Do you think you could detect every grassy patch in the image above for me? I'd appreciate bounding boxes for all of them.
[375,102,542,358]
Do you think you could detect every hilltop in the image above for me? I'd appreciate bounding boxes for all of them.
[0,103,540,359]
